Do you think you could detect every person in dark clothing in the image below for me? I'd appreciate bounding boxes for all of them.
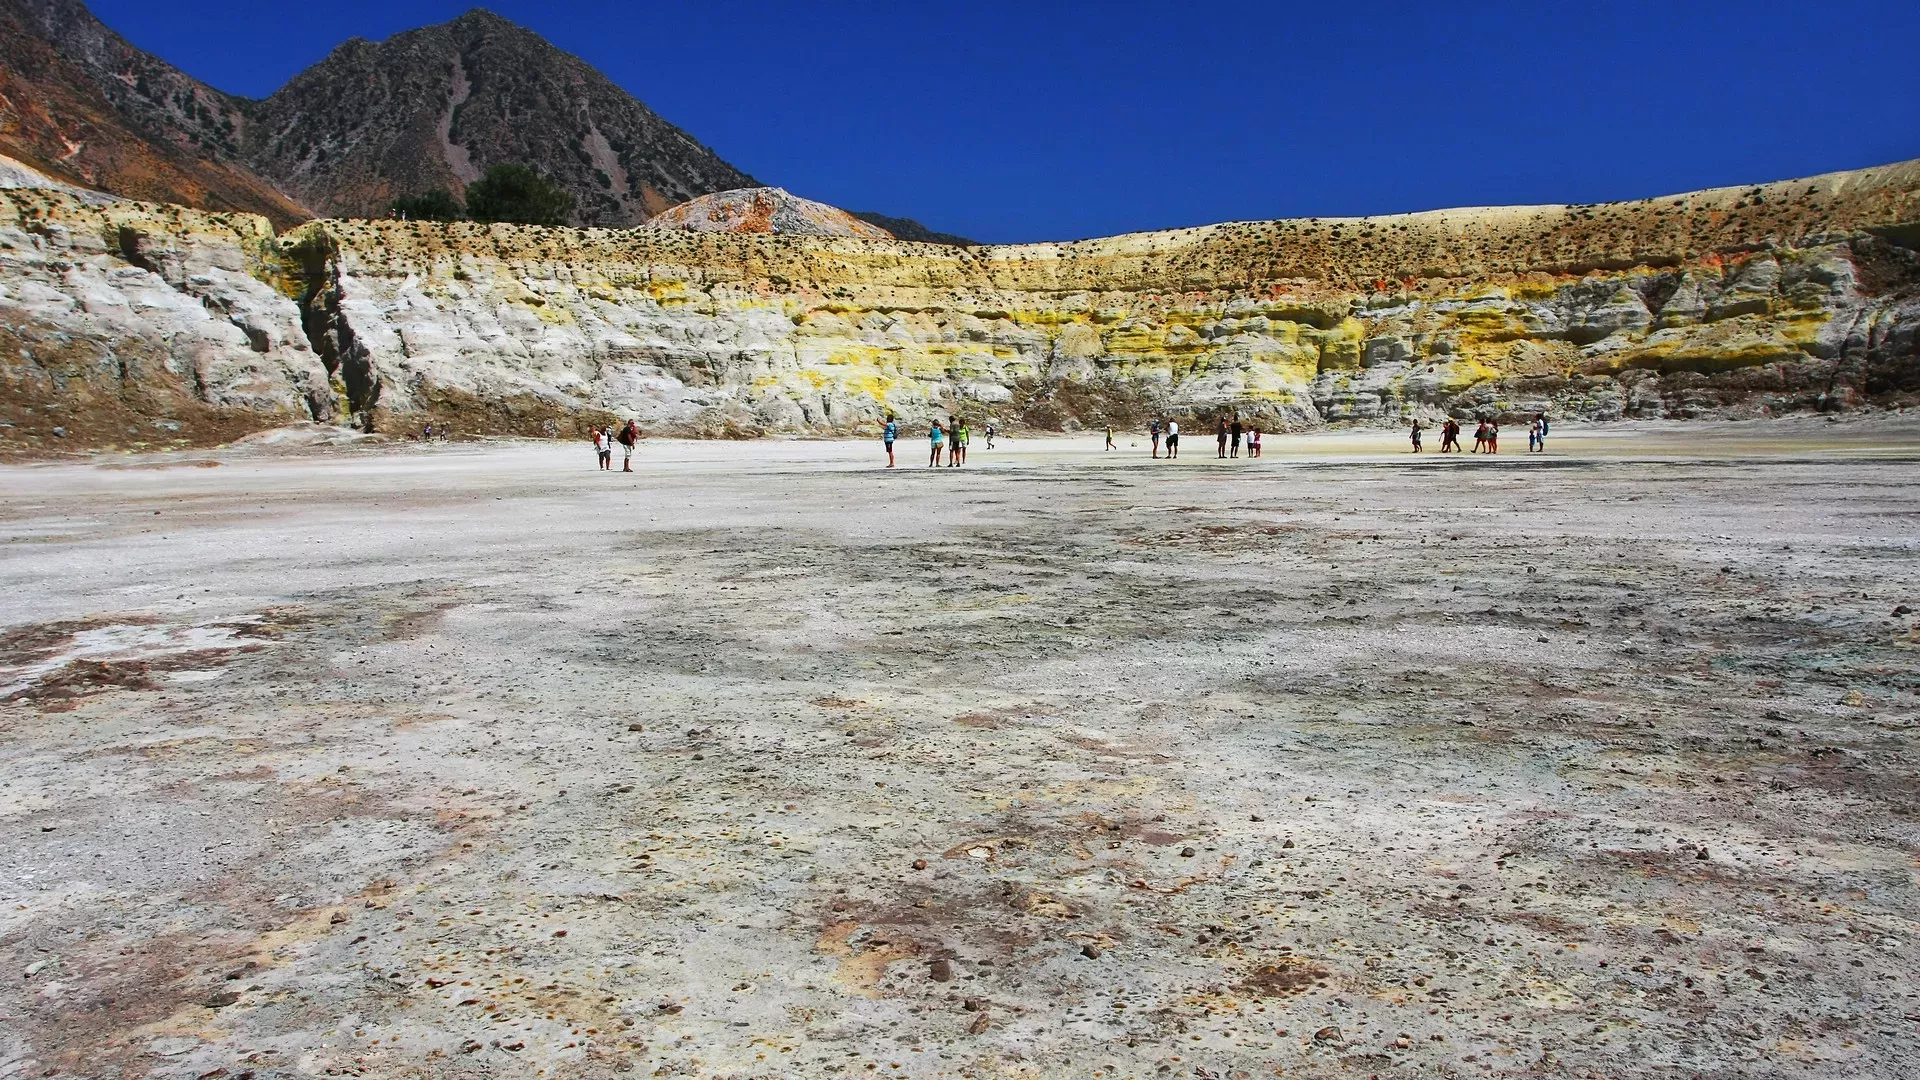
[1230,418,1243,458]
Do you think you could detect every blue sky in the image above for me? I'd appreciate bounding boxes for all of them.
[88,0,1920,243]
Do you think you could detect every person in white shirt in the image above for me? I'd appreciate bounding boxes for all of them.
[1165,420,1180,459]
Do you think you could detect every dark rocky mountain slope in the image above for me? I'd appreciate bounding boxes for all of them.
[240,9,756,226]
[0,0,310,225]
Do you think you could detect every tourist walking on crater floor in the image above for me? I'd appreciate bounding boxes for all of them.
[1150,418,1162,458]
[929,421,945,467]
[883,414,898,468]
[1472,419,1489,453]
[1105,424,1116,451]
[985,423,996,449]
[592,426,611,470]
[1216,417,1229,459]
[1530,413,1549,453]
[1440,418,1461,453]
[946,416,961,467]
[1166,419,1180,458]
[1230,417,1243,458]
[618,418,639,472]
[957,420,971,466]
[1486,419,1500,454]
[1409,418,1424,453]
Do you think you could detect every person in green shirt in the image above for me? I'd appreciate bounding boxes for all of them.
[956,423,970,466]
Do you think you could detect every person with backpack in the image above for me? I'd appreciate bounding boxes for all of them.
[882,414,898,468]
[592,427,610,470]
[929,421,945,467]
[1150,418,1162,458]
[1532,413,1549,453]
[617,419,639,471]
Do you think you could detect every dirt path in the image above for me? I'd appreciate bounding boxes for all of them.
[2,422,1918,1079]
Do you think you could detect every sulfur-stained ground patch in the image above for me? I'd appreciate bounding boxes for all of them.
[0,421,1917,1079]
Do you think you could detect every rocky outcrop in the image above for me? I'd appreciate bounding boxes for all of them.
[644,188,895,238]
[3,159,1917,452]
[0,188,333,451]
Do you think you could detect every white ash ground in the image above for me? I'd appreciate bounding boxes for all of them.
[1,420,1918,1080]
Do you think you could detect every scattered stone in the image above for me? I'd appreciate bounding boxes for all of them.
[329,911,348,924]
[912,858,928,870]
[968,1012,991,1034]
[928,958,953,982]
[627,722,644,731]
[1180,846,1197,857]
[204,990,241,1008]
[1080,944,1102,960]
[1313,1026,1342,1044]
[24,959,50,977]
[1282,839,1295,849]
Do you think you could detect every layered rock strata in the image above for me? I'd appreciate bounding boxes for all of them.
[4,159,1918,451]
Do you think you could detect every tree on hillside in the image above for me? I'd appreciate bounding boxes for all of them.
[388,189,465,221]
[464,165,575,226]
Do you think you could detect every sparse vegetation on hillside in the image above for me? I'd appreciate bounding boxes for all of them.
[463,164,575,226]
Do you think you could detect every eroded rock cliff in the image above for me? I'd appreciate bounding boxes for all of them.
[4,159,1918,452]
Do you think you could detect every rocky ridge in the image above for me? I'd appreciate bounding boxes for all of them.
[3,158,1917,451]
[643,187,896,238]
[0,0,312,226]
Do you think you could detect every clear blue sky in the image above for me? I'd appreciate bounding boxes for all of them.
[87,0,1920,243]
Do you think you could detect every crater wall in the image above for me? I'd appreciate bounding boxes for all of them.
[4,159,1917,450]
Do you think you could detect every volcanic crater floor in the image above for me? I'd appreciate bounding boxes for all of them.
[1,423,1918,1080]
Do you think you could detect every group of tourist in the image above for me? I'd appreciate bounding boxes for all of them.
[589,410,1551,471]
[1411,414,1549,454]
[591,420,641,471]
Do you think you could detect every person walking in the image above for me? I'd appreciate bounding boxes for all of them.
[1532,413,1549,453]
[1486,419,1501,455]
[883,414,898,468]
[1440,418,1460,453]
[985,423,996,449]
[1472,419,1488,453]
[1150,418,1162,459]
[928,421,945,467]
[592,426,611,470]
[1409,418,1424,453]
[946,416,960,467]
[1230,417,1243,458]
[1216,417,1229,459]
[618,418,639,471]
[1105,424,1116,451]
[1166,419,1180,459]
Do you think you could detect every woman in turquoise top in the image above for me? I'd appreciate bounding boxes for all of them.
[928,421,945,468]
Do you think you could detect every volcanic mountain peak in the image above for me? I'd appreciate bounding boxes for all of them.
[643,187,895,238]
[241,8,757,226]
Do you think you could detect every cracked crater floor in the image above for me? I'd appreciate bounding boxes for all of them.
[2,422,1918,1079]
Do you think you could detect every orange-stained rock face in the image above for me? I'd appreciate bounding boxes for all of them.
[643,188,896,239]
